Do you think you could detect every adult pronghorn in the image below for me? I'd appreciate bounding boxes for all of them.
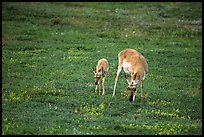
[93,58,109,95]
[113,48,148,102]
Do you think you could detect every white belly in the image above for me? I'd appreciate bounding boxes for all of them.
[122,60,131,74]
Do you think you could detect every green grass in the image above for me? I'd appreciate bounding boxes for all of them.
[2,2,202,135]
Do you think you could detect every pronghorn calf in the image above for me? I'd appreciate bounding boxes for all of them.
[93,58,109,95]
[113,48,148,102]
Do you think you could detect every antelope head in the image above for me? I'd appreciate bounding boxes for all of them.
[126,74,138,102]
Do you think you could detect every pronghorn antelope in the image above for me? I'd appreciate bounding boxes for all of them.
[93,58,109,95]
[113,48,148,102]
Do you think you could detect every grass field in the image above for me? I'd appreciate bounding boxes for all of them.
[2,2,202,135]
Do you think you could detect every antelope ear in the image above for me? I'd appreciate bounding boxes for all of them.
[125,75,131,84]
[126,79,131,85]
[133,73,137,80]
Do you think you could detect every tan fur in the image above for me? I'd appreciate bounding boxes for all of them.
[93,58,109,95]
[113,48,148,102]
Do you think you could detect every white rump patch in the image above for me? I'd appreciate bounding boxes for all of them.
[122,60,131,74]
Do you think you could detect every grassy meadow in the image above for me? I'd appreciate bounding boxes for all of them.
[2,2,202,135]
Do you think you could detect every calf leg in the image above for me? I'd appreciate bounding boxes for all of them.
[95,79,100,93]
[102,77,105,95]
[95,84,99,93]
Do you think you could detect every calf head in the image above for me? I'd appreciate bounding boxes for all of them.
[93,68,103,85]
